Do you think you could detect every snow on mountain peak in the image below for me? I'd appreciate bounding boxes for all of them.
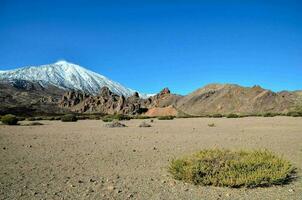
[0,61,146,97]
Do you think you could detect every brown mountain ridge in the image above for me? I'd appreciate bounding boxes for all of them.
[1,80,301,116]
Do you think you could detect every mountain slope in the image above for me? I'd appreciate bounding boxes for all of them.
[0,60,139,97]
[175,84,298,115]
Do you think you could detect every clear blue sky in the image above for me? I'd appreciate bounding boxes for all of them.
[0,0,301,94]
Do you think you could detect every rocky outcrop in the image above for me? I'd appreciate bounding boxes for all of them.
[59,87,145,115]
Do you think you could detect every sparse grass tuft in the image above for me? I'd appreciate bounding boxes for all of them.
[287,111,302,117]
[61,114,78,122]
[1,114,19,125]
[226,113,240,118]
[169,149,295,188]
[102,114,131,122]
[262,113,278,117]
[157,116,175,120]
[132,115,152,119]
[211,114,223,118]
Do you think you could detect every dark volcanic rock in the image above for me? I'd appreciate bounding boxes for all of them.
[59,87,146,115]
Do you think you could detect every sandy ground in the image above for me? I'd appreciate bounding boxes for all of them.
[0,117,302,200]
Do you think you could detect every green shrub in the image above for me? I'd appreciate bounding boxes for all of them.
[102,114,131,122]
[226,113,239,118]
[262,113,278,117]
[157,116,175,120]
[132,115,151,119]
[169,149,295,188]
[1,114,19,125]
[211,114,223,118]
[61,114,78,122]
[287,111,302,117]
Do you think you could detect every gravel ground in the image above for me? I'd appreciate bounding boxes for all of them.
[0,117,301,200]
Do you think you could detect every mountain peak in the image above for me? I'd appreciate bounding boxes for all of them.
[0,61,143,97]
[54,60,71,65]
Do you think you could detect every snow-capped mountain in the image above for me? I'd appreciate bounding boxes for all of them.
[0,60,142,97]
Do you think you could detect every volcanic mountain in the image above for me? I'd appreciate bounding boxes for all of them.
[0,60,140,97]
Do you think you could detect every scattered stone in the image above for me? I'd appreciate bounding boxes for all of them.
[184,188,189,192]
[133,149,136,152]
[288,188,295,192]
[127,193,134,198]
[138,121,151,128]
[105,121,127,128]
[2,147,6,150]
[89,178,96,183]
[153,146,157,150]
[150,119,154,123]
[225,193,231,197]
[24,122,44,126]
[78,180,84,183]
[107,185,115,191]
[86,188,94,193]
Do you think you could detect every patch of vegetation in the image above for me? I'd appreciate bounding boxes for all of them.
[226,113,240,118]
[1,114,19,125]
[157,116,175,120]
[262,113,279,117]
[169,149,295,188]
[287,111,302,117]
[132,115,152,119]
[208,123,215,127]
[102,114,131,122]
[61,114,78,122]
[211,114,223,118]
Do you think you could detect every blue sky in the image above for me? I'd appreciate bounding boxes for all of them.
[0,0,301,94]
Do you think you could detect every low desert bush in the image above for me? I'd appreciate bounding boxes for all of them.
[102,114,131,122]
[169,149,295,188]
[61,114,78,122]
[226,113,240,118]
[208,123,215,127]
[157,116,175,120]
[211,114,223,118]
[132,115,151,119]
[287,111,302,117]
[1,114,19,125]
[262,112,278,117]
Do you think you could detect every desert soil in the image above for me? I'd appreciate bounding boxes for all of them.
[0,117,302,200]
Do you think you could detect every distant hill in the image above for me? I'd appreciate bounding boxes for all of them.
[175,84,300,115]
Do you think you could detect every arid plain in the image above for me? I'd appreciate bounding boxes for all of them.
[0,117,302,200]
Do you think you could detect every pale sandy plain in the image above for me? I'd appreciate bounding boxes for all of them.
[0,117,302,200]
